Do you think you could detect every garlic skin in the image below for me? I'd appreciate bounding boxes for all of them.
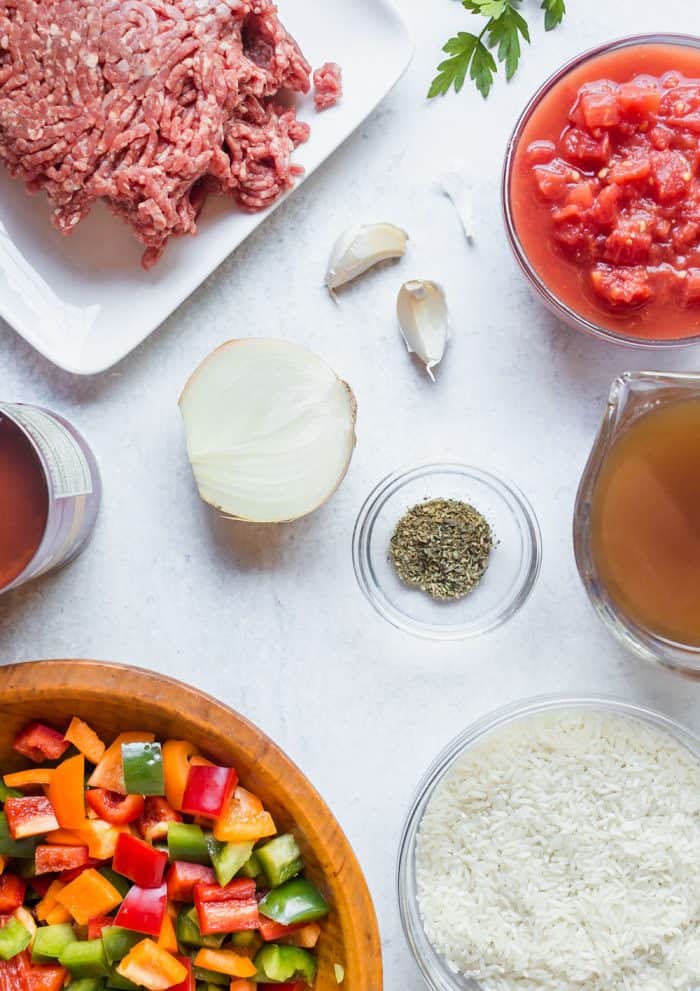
[326,223,408,290]
[439,161,474,242]
[397,280,448,382]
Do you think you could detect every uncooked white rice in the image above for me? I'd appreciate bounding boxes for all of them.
[415,709,700,991]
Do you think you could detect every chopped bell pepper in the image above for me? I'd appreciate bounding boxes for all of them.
[166,861,216,902]
[169,955,194,991]
[114,883,167,937]
[34,881,65,922]
[162,742,201,812]
[257,918,304,943]
[74,819,127,860]
[255,836,302,889]
[113,834,167,889]
[56,868,123,926]
[101,927,142,965]
[3,771,54,789]
[192,950,256,980]
[175,907,224,950]
[253,946,317,987]
[0,950,29,991]
[86,790,144,826]
[0,877,25,913]
[167,823,211,866]
[65,979,103,991]
[31,924,76,964]
[63,719,105,766]
[0,784,22,807]
[229,932,261,951]
[258,879,329,927]
[182,768,237,820]
[206,841,252,888]
[98,867,130,899]
[229,983,255,991]
[0,916,31,961]
[34,845,90,876]
[282,923,321,950]
[121,744,163,797]
[237,852,262,881]
[13,724,69,765]
[44,828,83,846]
[194,880,259,936]
[116,938,187,991]
[28,963,68,991]
[58,940,109,978]
[213,790,275,845]
[88,734,155,795]
[86,917,113,940]
[156,905,177,953]
[192,966,228,986]
[4,798,58,840]
[49,756,85,829]
[44,906,72,926]
[137,798,181,843]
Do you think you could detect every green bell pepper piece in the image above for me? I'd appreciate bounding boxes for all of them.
[98,867,130,899]
[229,931,262,951]
[100,928,142,966]
[0,781,22,804]
[105,973,139,991]
[0,916,31,961]
[32,924,76,963]
[256,835,303,888]
[207,838,253,887]
[66,979,104,991]
[237,851,263,880]
[121,742,164,796]
[192,968,227,987]
[258,877,329,926]
[168,823,211,865]
[0,813,36,858]
[195,984,222,991]
[59,939,110,978]
[253,945,317,986]
[176,907,224,949]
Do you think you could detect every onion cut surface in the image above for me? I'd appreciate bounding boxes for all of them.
[179,339,357,523]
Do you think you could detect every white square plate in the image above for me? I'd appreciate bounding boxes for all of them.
[0,1,412,374]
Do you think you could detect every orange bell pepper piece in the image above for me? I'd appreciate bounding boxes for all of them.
[64,717,105,765]
[117,939,187,991]
[162,741,201,812]
[56,868,122,925]
[192,950,257,980]
[44,905,72,925]
[29,964,69,991]
[0,856,6,876]
[44,828,84,846]
[74,819,130,859]
[49,755,85,829]
[229,982,254,991]
[35,881,65,922]
[157,905,178,954]
[3,770,54,788]
[285,922,321,948]
[88,732,154,794]
[213,788,276,844]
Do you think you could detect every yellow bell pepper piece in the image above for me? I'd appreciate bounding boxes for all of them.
[64,717,106,765]
[117,939,187,991]
[56,868,122,925]
[193,950,257,979]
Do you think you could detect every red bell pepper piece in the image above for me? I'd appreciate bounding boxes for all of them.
[86,789,144,826]
[114,882,167,937]
[182,766,238,819]
[166,861,216,902]
[194,879,259,935]
[28,877,52,898]
[27,964,68,991]
[0,876,25,914]
[34,845,90,876]
[0,950,30,991]
[113,833,168,889]
[136,797,181,842]
[87,916,114,940]
[258,916,305,942]
[12,723,69,764]
[4,797,58,839]
[169,955,195,991]
[59,858,103,883]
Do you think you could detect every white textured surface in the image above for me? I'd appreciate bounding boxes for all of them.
[2,3,700,988]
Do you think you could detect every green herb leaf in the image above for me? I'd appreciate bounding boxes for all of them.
[541,0,566,31]
[463,0,507,17]
[488,6,530,81]
[469,39,497,98]
[428,32,478,98]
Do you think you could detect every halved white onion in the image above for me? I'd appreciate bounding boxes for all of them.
[179,338,357,523]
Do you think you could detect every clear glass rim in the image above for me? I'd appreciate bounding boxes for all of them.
[501,32,700,350]
[351,461,542,641]
[396,694,700,991]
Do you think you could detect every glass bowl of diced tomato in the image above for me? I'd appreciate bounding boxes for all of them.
[503,34,700,347]
[0,660,381,991]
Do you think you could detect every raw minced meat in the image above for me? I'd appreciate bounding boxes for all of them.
[0,0,333,268]
[313,62,342,112]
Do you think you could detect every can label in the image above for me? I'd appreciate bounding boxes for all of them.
[0,403,92,498]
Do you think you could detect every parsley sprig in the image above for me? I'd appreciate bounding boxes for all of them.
[429,0,566,100]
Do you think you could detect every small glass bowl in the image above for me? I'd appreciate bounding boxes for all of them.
[397,695,700,991]
[502,33,700,349]
[351,462,541,640]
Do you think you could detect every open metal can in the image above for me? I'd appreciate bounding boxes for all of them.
[0,402,101,594]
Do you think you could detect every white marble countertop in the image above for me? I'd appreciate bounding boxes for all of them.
[2,1,700,986]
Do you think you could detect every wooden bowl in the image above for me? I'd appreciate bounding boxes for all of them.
[0,659,382,991]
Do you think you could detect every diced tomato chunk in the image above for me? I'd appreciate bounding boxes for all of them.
[576,84,621,128]
[590,183,621,226]
[617,82,661,117]
[533,159,575,202]
[604,222,652,264]
[608,156,651,184]
[561,127,610,167]
[0,875,25,913]
[683,268,700,304]
[650,150,692,202]
[591,265,653,306]
[13,723,69,764]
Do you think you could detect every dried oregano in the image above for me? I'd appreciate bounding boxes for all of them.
[390,498,493,600]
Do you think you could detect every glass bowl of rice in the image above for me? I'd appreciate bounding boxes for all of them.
[397,695,700,991]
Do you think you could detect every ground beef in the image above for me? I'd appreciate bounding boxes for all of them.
[313,62,342,112]
[0,0,330,268]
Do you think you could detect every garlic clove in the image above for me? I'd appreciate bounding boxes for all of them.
[326,223,408,290]
[439,161,474,242]
[397,280,448,382]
